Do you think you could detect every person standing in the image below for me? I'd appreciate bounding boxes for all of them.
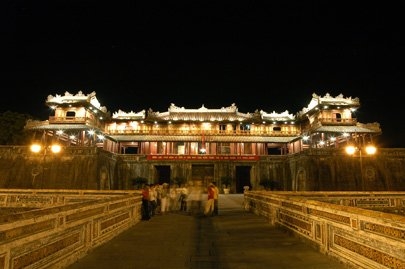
[188,182,203,215]
[141,184,151,220]
[212,182,219,216]
[169,185,179,211]
[149,184,157,216]
[160,183,169,214]
[179,184,188,212]
[204,183,215,216]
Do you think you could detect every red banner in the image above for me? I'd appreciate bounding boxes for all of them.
[147,155,259,161]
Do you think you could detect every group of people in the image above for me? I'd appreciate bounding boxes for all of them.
[141,181,220,220]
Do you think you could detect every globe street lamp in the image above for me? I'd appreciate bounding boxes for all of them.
[30,142,62,187]
[345,144,377,191]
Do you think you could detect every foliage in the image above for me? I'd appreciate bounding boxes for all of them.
[220,176,232,188]
[0,111,34,145]
[171,176,186,187]
[132,176,147,189]
[259,178,279,190]
[259,178,271,189]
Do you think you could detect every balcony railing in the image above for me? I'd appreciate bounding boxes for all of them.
[49,116,87,123]
[317,118,357,125]
[48,116,104,129]
[106,129,300,136]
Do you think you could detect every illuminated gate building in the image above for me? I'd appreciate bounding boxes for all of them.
[25,91,381,192]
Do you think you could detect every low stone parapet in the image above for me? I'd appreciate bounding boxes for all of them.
[244,191,405,269]
[0,189,142,269]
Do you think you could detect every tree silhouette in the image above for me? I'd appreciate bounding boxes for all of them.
[0,111,33,145]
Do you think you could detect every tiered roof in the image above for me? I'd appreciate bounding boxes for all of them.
[46,91,108,114]
[297,92,360,117]
[113,103,296,123]
[147,103,253,122]
[112,109,146,120]
[27,91,381,139]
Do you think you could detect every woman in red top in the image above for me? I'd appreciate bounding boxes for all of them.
[141,184,151,220]
[204,183,215,216]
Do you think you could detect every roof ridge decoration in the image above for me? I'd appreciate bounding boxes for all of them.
[46,91,108,113]
[168,103,238,113]
[47,91,94,102]
[146,103,253,122]
[260,110,295,121]
[112,109,146,119]
[299,92,360,115]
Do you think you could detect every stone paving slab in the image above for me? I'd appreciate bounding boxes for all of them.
[66,194,349,269]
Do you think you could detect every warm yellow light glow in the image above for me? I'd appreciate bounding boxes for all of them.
[50,144,62,153]
[319,140,325,146]
[30,143,42,153]
[30,143,62,154]
[345,145,356,155]
[365,145,377,155]
[129,121,139,127]
[202,122,210,129]
[345,145,377,155]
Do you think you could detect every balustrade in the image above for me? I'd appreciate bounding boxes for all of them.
[244,191,405,269]
[106,128,300,136]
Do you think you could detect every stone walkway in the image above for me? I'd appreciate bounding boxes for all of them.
[66,194,349,269]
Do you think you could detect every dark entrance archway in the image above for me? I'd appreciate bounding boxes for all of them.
[154,165,171,184]
[235,166,251,193]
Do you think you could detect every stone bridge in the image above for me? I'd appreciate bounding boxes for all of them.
[0,189,404,269]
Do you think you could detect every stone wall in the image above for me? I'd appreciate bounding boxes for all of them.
[1,146,405,191]
[0,146,100,189]
[244,191,405,269]
[288,148,405,191]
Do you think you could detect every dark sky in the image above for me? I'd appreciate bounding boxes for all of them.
[2,1,405,147]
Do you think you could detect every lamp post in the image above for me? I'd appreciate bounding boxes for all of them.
[345,144,377,191]
[30,142,62,188]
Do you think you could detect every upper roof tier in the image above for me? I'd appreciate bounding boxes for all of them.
[46,91,362,123]
[46,91,109,114]
[297,93,360,117]
[147,103,256,122]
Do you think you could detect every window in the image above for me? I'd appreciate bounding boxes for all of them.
[175,142,185,154]
[219,124,226,132]
[66,111,76,119]
[157,142,166,154]
[335,113,342,122]
[244,143,252,154]
[219,143,230,154]
[240,124,250,131]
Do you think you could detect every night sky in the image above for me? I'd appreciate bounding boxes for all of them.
[2,2,405,147]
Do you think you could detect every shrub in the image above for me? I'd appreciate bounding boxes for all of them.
[132,177,147,189]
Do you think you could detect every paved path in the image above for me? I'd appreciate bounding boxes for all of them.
[66,194,348,269]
